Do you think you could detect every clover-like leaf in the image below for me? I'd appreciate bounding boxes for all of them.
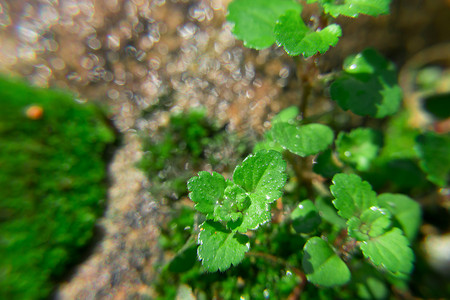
[347,207,391,241]
[307,0,391,18]
[187,171,227,217]
[275,10,342,58]
[360,227,414,276]
[378,193,421,241]
[336,128,383,171]
[303,237,351,287]
[415,131,450,187]
[272,123,334,157]
[291,200,322,234]
[330,173,377,219]
[227,0,302,50]
[330,48,402,118]
[271,106,299,125]
[233,150,287,232]
[213,184,250,223]
[197,221,250,272]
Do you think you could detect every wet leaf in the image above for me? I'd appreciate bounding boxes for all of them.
[272,123,334,157]
[275,10,341,57]
[198,221,250,272]
[291,200,322,233]
[330,173,377,219]
[227,0,302,49]
[347,207,391,241]
[307,0,391,18]
[330,48,402,118]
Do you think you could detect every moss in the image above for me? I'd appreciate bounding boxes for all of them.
[0,76,115,299]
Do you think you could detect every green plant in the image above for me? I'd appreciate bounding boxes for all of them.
[150,0,449,298]
[0,76,115,299]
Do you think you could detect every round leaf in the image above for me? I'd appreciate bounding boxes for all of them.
[307,0,392,18]
[291,200,322,233]
[347,207,391,241]
[272,123,334,157]
[302,237,351,287]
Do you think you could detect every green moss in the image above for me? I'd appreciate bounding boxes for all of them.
[0,76,115,299]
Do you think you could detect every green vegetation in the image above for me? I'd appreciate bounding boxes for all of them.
[0,76,115,299]
[144,0,449,298]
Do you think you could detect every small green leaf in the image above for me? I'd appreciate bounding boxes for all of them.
[302,237,351,287]
[253,130,284,153]
[336,128,383,171]
[347,207,391,241]
[213,184,249,223]
[330,48,402,118]
[227,0,302,50]
[313,149,342,178]
[307,0,391,18]
[271,106,299,125]
[233,150,287,232]
[291,200,322,233]
[378,193,421,241]
[197,221,250,272]
[330,173,377,219]
[168,245,198,273]
[275,11,342,58]
[360,228,414,276]
[415,132,450,187]
[353,263,389,300]
[315,197,347,228]
[187,171,227,217]
[272,123,334,157]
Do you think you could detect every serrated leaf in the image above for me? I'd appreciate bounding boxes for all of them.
[302,237,351,287]
[330,173,377,219]
[227,0,302,50]
[330,48,402,118]
[197,221,250,272]
[233,150,287,232]
[307,0,391,18]
[347,207,391,241]
[378,193,421,241]
[187,171,227,217]
[272,123,334,157]
[213,184,249,223]
[275,11,342,58]
[291,200,322,233]
[415,132,450,187]
[336,128,383,171]
[360,228,414,275]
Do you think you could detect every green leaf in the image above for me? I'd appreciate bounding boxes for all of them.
[315,197,347,228]
[271,106,299,125]
[312,149,342,178]
[253,130,284,153]
[336,128,383,171]
[227,0,302,50]
[213,184,250,223]
[274,10,342,57]
[330,173,377,219]
[378,193,421,241]
[347,207,391,241]
[423,92,450,120]
[168,245,198,273]
[272,123,334,157]
[291,200,322,233]
[233,150,287,232]
[197,221,250,272]
[302,237,351,287]
[360,228,414,276]
[187,171,227,217]
[353,263,389,300]
[415,132,450,187]
[307,0,391,18]
[330,48,402,118]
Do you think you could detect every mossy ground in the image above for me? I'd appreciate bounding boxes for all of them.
[0,76,115,299]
